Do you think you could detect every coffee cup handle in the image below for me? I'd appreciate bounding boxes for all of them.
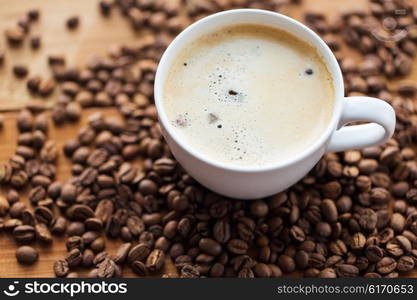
[326,96,396,153]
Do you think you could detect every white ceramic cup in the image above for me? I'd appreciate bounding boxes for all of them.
[154,9,396,200]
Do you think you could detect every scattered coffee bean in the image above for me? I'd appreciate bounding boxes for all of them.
[5,27,25,45]
[54,259,69,277]
[13,64,28,78]
[30,35,41,49]
[66,248,82,267]
[66,16,80,30]
[146,249,165,272]
[97,257,116,278]
[27,9,40,21]
[13,225,35,244]
[16,246,38,265]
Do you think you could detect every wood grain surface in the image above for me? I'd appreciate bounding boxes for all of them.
[0,0,416,278]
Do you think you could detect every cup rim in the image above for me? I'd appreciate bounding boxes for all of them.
[154,9,344,173]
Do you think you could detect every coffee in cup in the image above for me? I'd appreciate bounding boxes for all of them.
[163,24,335,167]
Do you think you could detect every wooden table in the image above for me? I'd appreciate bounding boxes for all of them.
[0,0,416,278]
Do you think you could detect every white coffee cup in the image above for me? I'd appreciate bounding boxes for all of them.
[154,9,396,200]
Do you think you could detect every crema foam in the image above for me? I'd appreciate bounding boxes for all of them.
[163,24,335,167]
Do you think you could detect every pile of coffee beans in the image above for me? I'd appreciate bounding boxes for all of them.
[1,0,417,278]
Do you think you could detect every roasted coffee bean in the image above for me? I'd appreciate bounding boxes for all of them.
[30,35,41,49]
[97,258,116,278]
[0,196,10,216]
[13,64,28,78]
[397,256,414,272]
[47,182,62,200]
[82,231,100,245]
[13,225,35,244]
[9,201,26,218]
[9,155,25,171]
[253,263,271,278]
[112,242,131,264]
[376,257,397,274]
[87,149,108,167]
[163,220,177,239]
[48,54,65,66]
[63,140,80,157]
[98,0,112,15]
[51,105,66,125]
[66,16,80,30]
[5,26,25,45]
[34,206,54,224]
[142,213,161,226]
[199,238,222,256]
[278,255,296,273]
[105,215,121,237]
[295,250,309,269]
[131,260,148,276]
[359,208,377,231]
[16,246,38,265]
[66,248,82,267]
[71,204,95,221]
[139,179,158,195]
[128,243,151,263]
[308,253,326,269]
[85,218,103,232]
[319,268,337,278]
[27,9,40,21]
[237,268,254,278]
[350,232,366,250]
[54,259,69,277]
[4,218,22,231]
[325,255,343,268]
[16,146,34,159]
[66,236,84,252]
[289,225,305,242]
[146,249,165,272]
[127,216,145,236]
[17,109,34,132]
[386,241,404,257]
[250,200,269,218]
[61,183,77,203]
[35,223,52,243]
[366,245,384,263]
[336,264,359,278]
[396,235,412,253]
[51,216,67,234]
[91,237,106,253]
[10,170,28,187]
[7,189,20,204]
[208,262,224,277]
[315,222,332,238]
[172,195,189,212]
[391,213,406,233]
[38,78,56,96]
[93,251,108,266]
[21,210,35,226]
[72,147,90,164]
[82,249,95,267]
[321,199,338,222]
[67,222,85,236]
[95,199,114,223]
[227,239,248,255]
[180,264,200,278]
[31,175,51,187]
